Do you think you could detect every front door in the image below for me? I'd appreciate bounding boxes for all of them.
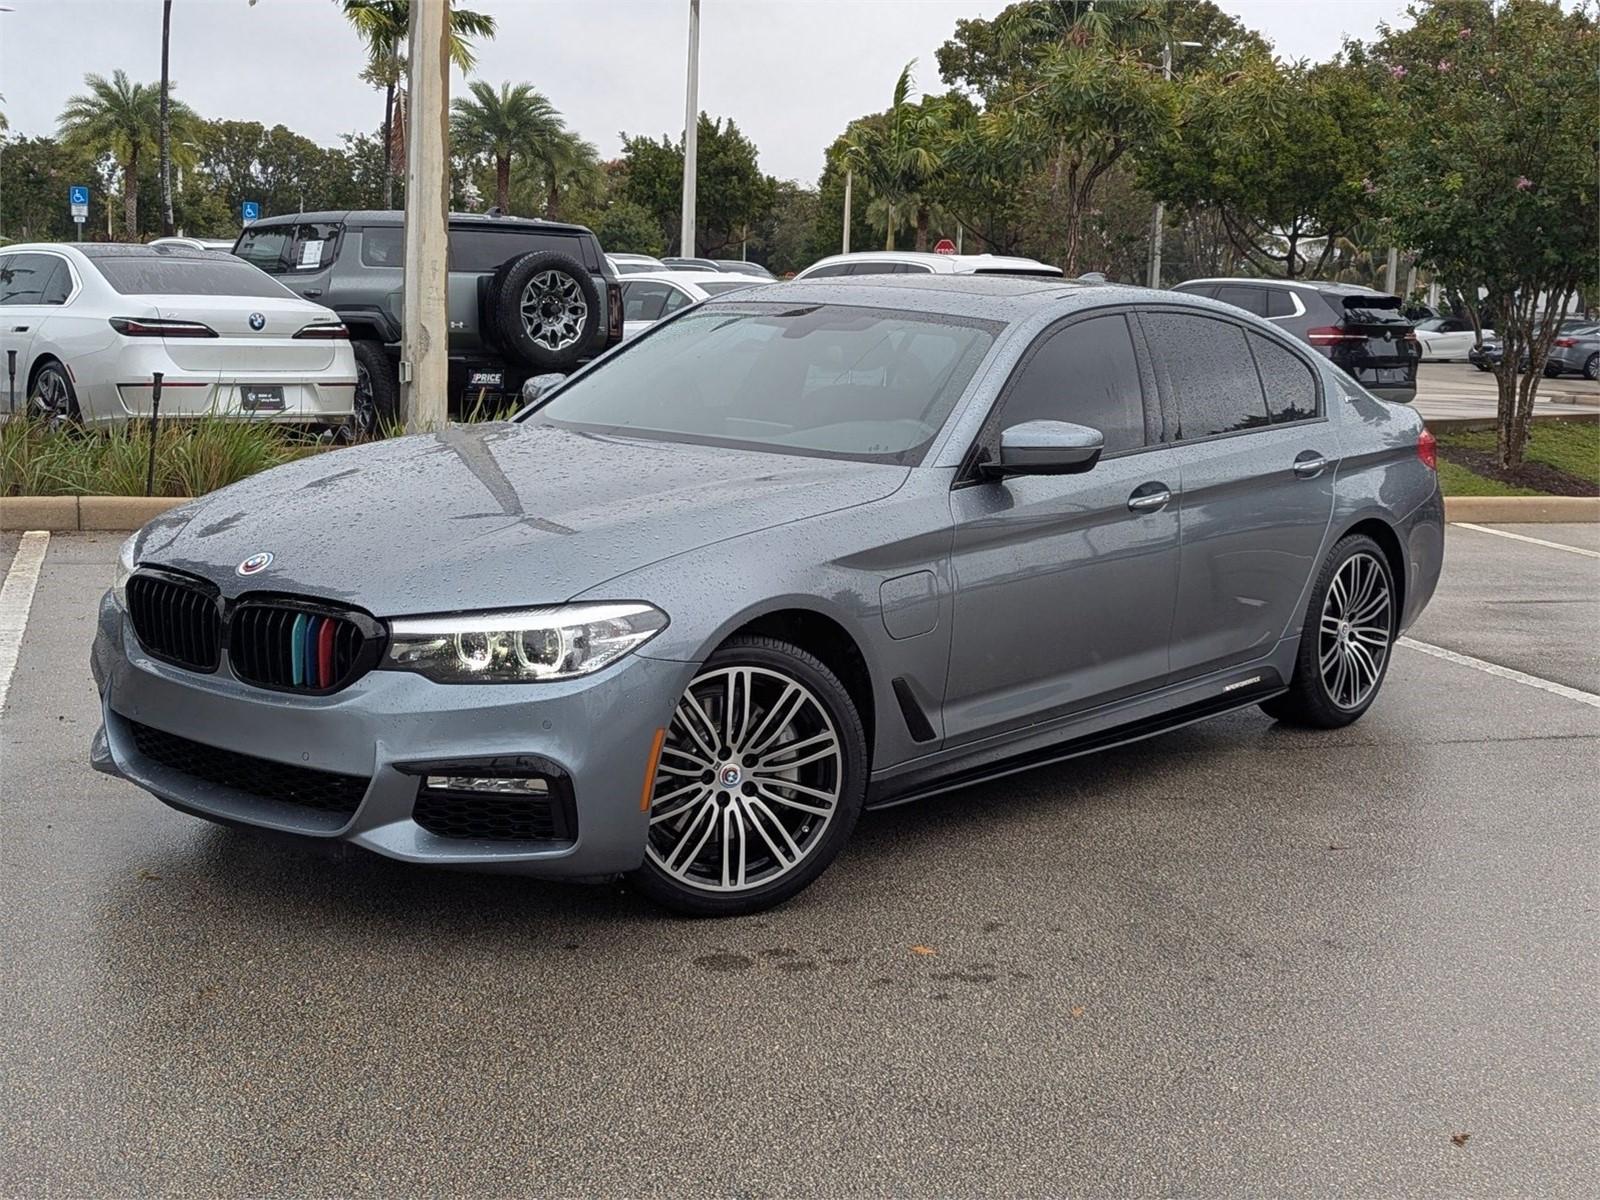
[945,311,1182,746]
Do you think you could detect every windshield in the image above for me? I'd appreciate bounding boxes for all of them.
[527,303,1000,464]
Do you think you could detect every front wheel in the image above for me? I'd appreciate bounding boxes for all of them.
[630,637,868,916]
[1584,352,1598,381]
[1261,534,1396,729]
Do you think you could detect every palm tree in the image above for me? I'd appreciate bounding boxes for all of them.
[841,62,944,250]
[450,81,562,213]
[338,0,496,208]
[538,129,600,221]
[158,0,175,236]
[59,71,195,237]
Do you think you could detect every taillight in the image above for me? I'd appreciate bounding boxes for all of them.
[109,316,218,338]
[607,282,623,342]
[293,322,350,339]
[1553,337,1577,348]
[1305,325,1366,346]
[1417,427,1437,471]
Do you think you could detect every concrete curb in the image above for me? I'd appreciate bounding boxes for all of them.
[1,496,189,532]
[1443,495,1600,523]
[5,492,1597,532]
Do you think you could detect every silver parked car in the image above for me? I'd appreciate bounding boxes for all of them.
[91,276,1444,915]
[1544,323,1599,379]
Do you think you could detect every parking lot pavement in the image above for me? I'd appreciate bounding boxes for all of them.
[1414,362,1597,422]
[1,527,1596,1198]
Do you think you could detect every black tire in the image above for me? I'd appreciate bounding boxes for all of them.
[1543,360,1562,377]
[351,341,398,436]
[1584,352,1598,381]
[29,360,82,429]
[1261,533,1397,730]
[629,636,868,917]
[488,251,600,371]
[1474,361,1492,372]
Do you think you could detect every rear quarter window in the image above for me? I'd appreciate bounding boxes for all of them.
[1248,333,1320,423]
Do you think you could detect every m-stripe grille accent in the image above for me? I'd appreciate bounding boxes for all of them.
[230,604,368,693]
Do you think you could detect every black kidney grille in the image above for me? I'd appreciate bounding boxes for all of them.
[128,718,368,815]
[126,573,221,671]
[230,604,370,693]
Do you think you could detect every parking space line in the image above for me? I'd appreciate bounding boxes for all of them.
[1451,522,1600,559]
[1397,636,1600,709]
[0,531,50,714]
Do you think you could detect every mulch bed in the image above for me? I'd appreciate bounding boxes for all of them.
[1437,445,1600,496]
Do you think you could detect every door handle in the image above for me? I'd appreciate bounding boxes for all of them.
[1292,452,1330,478]
[303,289,323,298]
[11,326,28,333]
[1127,484,1172,513]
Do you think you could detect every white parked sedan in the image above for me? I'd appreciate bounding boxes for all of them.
[792,250,1061,281]
[618,270,761,339]
[0,243,357,429]
[1413,316,1492,361]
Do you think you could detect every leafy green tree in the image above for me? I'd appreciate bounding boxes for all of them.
[450,81,562,213]
[619,114,775,256]
[0,136,104,241]
[336,0,495,208]
[840,62,945,250]
[1365,0,1598,469]
[59,71,196,236]
[591,199,665,256]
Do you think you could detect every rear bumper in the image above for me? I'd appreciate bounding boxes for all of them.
[1369,384,1417,404]
[110,378,357,424]
[90,592,695,877]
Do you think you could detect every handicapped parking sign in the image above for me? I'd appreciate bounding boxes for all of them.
[242,200,261,222]
[69,185,90,222]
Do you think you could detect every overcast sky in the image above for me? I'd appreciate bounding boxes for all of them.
[0,0,1411,184]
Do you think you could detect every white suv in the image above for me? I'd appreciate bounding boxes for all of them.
[793,251,1060,281]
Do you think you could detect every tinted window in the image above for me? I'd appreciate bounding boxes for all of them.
[38,259,72,305]
[1175,282,1219,299]
[0,253,57,305]
[449,228,588,272]
[360,226,403,267]
[803,263,851,278]
[698,279,756,296]
[1144,311,1270,439]
[532,304,999,465]
[94,256,296,298]
[289,221,340,271]
[1249,333,1319,423]
[234,226,292,273]
[1264,289,1296,318]
[845,261,900,276]
[1215,284,1266,316]
[660,286,692,315]
[621,280,673,322]
[997,314,1147,454]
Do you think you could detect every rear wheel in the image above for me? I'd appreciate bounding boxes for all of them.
[350,341,398,437]
[29,361,81,429]
[630,637,867,916]
[1261,534,1396,729]
[1585,352,1598,381]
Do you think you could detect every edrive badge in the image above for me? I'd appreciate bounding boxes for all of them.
[237,551,274,576]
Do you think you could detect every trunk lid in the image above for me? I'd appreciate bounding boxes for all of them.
[153,296,339,373]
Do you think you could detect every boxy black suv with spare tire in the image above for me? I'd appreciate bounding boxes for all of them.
[233,211,624,433]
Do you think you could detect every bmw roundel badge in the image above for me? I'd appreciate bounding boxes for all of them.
[237,551,274,576]
[248,312,266,331]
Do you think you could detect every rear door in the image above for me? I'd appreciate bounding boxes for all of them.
[0,253,53,414]
[1138,309,1339,681]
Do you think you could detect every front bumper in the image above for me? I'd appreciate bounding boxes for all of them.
[90,593,695,877]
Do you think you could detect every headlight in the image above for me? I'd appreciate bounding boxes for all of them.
[112,533,138,607]
[381,603,667,683]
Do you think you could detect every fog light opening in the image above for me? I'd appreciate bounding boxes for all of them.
[423,775,550,796]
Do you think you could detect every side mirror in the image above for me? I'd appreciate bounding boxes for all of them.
[984,420,1104,478]
[520,372,566,404]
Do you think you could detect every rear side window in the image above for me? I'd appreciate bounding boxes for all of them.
[803,263,851,278]
[1248,333,1320,423]
[1214,284,1265,316]
[94,256,296,298]
[289,222,341,271]
[621,280,675,322]
[845,261,900,276]
[0,253,58,304]
[996,313,1148,454]
[1143,311,1270,440]
[1174,282,1219,299]
[360,226,403,267]
[1264,289,1296,318]
[234,226,292,273]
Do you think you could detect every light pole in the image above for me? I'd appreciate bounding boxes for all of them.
[679,0,701,258]
[1147,39,1202,289]
[841,169,852,254]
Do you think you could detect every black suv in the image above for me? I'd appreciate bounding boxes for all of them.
[233,211,624,430]
[1172,278,1420,403]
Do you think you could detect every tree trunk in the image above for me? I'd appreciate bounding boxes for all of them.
[884,204,895,251]
[158,0,174,237]
[545,172,560,221]
[381,74,396,209]
[123,153,139,238]
[914,206,929,252]
[495,155,510,213]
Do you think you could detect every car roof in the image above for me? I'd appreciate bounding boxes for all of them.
[804,250,1061,276]
[242,209,596,236]
[47,242,231,261]
[1177,276,1394,298]
[700,272,1138,316]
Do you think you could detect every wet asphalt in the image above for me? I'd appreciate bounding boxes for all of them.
[0,525,1596,1198]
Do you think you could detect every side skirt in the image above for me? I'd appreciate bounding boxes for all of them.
[865,670,1286,811]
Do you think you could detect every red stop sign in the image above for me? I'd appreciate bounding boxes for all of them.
[933,238,957,255]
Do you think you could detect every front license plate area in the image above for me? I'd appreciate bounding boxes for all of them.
[242,386,286,412]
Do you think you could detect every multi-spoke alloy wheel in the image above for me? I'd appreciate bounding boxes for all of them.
[633,638,867,915]
[520,270,588,352]
[29,364,78,430]
[1318,551,1392,710]
[1262,534,1396,729]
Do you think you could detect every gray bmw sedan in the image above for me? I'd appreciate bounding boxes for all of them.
[92,276,1444,915]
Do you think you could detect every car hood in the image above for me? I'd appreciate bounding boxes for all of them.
[134,423,908,615]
